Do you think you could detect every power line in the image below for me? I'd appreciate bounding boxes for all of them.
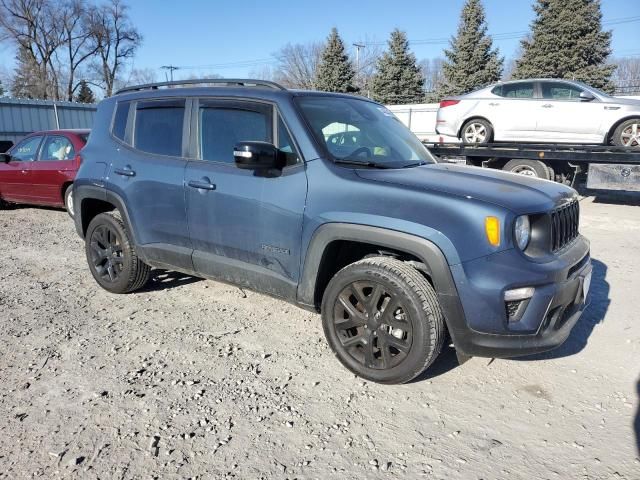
[162,15,640,72]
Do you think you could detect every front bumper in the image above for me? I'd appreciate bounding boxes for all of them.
[447,235,592,358]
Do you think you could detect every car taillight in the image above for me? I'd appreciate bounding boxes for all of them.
[439,100,460,108]
[76,154,83,165]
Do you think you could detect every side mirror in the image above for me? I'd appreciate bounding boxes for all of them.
[0,153,12,163]
[233,141,284,170]
[579,91,595,102]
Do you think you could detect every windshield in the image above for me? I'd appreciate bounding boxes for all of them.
[296,96,435,168]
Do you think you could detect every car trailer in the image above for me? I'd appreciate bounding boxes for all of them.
[425,143,640,192]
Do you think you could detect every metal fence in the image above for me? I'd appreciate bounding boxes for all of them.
[0,98,97,143]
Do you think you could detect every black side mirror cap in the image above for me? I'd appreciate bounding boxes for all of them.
[0,153,12,163]
[233,141,284,170]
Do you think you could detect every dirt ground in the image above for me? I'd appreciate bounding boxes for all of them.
[0,194,639,480]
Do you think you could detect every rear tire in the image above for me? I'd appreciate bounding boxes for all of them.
[461,119,493,145]
[85,211,151,294]
[64,185,74,218]
[612,118,640,148]
[503,159,551,180]
[321,256,445,384]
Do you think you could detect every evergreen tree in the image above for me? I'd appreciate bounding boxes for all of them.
[438,0,503,97]
[75,80,96,103]
[370,29,425,104]
[314,28,357,93]
[10,45,44,99]
[0,79,4,97]
[513,0,615,91]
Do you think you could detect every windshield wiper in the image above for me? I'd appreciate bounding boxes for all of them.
[333,158,392,169]
[400,161,428,168]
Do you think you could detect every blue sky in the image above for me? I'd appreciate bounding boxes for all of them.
[1,0,639,80]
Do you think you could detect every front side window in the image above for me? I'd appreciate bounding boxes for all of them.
[40,136,75,161]
[541,82,584,101]
[134,99,185,156]
[296,96,435,168]
[199,100,272,163]
[493,83,535,99]
[10,136,43,161]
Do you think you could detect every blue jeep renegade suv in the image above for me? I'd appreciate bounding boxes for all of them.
[73,79,592,384]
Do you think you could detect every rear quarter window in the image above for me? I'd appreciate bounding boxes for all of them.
[112,101,130,141]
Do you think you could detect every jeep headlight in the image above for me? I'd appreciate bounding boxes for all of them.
[514,215,531,250]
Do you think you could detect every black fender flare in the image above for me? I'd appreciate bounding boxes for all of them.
[296,223,467,338]
[73,185,141,248]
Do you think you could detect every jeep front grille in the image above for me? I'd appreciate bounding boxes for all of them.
[550,200,580,252]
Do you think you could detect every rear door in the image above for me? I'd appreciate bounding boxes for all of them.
[489,82,539,141]
[107,98,193,271]
[0,135,43,202]
[185,98,307,300]
[29,134,77,205]
[536,81,604,143]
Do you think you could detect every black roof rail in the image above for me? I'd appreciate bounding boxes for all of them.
[115,78,287,95]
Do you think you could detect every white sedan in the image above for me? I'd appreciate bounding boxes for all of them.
[436,79,640,148]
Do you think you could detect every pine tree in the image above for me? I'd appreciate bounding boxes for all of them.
[370,29,425,104]
[438,0,503,97]
[0,79,4,97]
[314,28,357,93]
[513,0,615,91]
[75,80,96,103]
[10,45,44,99]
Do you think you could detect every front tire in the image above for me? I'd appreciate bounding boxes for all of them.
[85,211,151,293]
[612,118,640,148]
[321,256,445,384]
[461,119,493,144]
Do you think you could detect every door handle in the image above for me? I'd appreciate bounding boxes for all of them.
[21,170,28,174]
[114,166,136,177]
[488,102,500,106]
[604,106,620,110]
[188,178,216,191]
[542,104,554,108]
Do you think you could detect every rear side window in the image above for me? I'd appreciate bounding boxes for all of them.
[112,102,130,141]
[134,99,185,157]
[40,136,75,161]
[199,100,272,163]
[492,83,535,98]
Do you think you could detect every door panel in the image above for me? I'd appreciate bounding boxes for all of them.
[29,135,76,205]
[107,98,192,270]
[536,81,604,142]
[0,135,42,202]
[488,82,539,140]
[186,99,307,300]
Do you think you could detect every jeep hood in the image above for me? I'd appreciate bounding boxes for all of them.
[355,163,576,213]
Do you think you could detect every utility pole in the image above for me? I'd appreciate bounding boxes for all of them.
[353,43,365,91]
[161,65,180,82]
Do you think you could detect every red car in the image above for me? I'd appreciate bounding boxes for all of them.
[0,129,89,217]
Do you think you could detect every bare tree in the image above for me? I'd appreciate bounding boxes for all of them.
[273,42,322,89]
[57,0,100,101]
[0,0,66,99]
[87,0,141,97]
[419,58,444,94]
[612,57,640,96]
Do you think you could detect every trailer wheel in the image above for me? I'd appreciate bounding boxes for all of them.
[503,159,551,180]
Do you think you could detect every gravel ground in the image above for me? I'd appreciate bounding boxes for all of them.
[0,195,638,479]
